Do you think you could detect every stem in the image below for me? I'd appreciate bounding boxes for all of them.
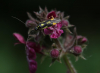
[54,39,64,50]
[63,55,77,73]
[54,39,77,73]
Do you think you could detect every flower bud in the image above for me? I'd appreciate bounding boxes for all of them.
[28,60,37,73]
[25,20,37,28]
[50,49,59,58]
[61,20,69,26]
[26,45,36,60]
[74,46,82,54]
[81,37,87,43]
[77,35,83,40]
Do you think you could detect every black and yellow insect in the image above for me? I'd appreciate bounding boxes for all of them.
[35,18,61,30]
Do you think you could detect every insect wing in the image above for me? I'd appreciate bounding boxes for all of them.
[50,19,61,23]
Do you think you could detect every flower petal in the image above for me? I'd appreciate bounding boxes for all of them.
[44,28,53,35]
[50,31,58,39]
[28,60,37,73]
[56,23,62,28]
[26,45,36,59]
[13,33,26,44]
[26,41,41,53]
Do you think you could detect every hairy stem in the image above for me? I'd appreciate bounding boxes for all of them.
[54,39,77,73]
[54,39,64,50]
[63,55,77,73]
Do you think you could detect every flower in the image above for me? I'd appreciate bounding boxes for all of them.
[13,33,26,45]
[44,23,63,39]
[50,49,59,58]
[47,11,56,19]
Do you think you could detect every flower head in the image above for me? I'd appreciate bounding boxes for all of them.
[13,7,88,73]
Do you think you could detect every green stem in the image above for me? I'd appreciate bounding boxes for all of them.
[63,55,77,73]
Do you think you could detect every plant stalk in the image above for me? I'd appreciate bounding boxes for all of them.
[63,55,77,73]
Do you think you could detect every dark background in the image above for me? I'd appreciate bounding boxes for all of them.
[0,0,100,73]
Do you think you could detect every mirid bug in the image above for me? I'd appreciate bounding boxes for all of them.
[35,18,61,30]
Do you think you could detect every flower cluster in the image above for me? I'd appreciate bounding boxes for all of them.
[13,7,88,73]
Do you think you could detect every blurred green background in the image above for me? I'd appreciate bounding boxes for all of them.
[0,0,100,73]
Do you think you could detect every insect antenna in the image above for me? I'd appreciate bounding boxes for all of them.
[12,16,25,24]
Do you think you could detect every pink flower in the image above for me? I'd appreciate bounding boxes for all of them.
[47,11,56,19]
[44,11,65,39]
[44,23,63,39]
[50,49,59,58]
[13,33,26,45]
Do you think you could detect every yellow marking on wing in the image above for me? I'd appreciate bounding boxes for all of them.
[53,23,57,25]
[47,21,51,24]
[41,24,44,26]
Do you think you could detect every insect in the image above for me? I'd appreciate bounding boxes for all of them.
[35,18,61,30]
